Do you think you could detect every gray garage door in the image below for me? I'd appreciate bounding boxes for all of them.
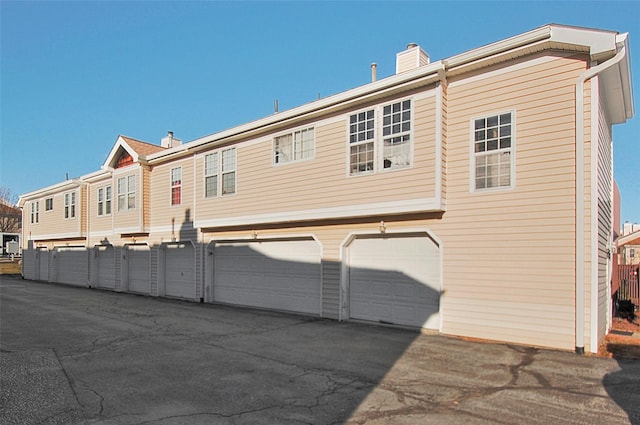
[54,247,88,287]
[348,233,441,329]
[213,238,321,315]
[127,245,151,295]
[37,247,49,282]
[163,243,196,300]
[95,245,116,290]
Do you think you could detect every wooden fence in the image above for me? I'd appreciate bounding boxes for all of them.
[616,264,640,313]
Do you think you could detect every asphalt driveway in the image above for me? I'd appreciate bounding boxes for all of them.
[1,275,639,425]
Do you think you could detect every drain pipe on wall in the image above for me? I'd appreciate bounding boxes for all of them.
[574,40,627,355]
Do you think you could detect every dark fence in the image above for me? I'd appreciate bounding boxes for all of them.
[615,264,639,318]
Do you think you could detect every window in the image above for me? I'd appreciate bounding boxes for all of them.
[204,148,236,198]
[382,100,412,169]
[222,148,236,195]
[631,248,636,258]
[274,127,315,164]
[204,152,218,198]
[45,198,53,211]
[30,201,39,224]
[349,109,375,174]
[348,99,412,175]
[473,112,513,190]
[171,167,182,205]
[64,192,76,219]
[98,186,112,216]
[118,175,136,211]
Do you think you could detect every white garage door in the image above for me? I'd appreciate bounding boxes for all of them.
[348,233,441,329]
[37,248,49,282]
[127,245,151,295]
[164,243,195,300]
[95,245,116,290]
[55,247,88,287]
[213,238,321,315]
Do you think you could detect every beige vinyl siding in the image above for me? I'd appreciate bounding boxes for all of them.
[441,82,448,203]
[583,81,594,350]
[195,93,437,223]
[596,91,613,345]
[25,188,84,241]
[439,53,588,350]
[149,158,195,239]
[143,166,151,231]
[113,167,142,233]
[89,177,115,235]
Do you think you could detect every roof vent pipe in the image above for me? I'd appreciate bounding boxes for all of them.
[371,63,377,82]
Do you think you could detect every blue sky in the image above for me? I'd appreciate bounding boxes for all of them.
[1,1,639,224]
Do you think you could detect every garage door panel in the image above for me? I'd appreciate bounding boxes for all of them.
[164,244,195,300]
[349,235,441,329]
[213,240,321,315]
[55,249,88,286]
[96,246,116,290]
[128,246,150,294]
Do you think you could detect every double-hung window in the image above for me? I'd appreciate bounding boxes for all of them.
[349,109,375,174]
[274,127,314,164]
[473,112,514,190]
[118,175,136,211]
[64,192,76,219]
[45,198,53,211]
[349,99,412,175]
[204,153,219,198]
[30,201,39,224]
[171,167,182,205]
[204,148,236,197]
[382,100,412,169]
[98,186,112,216]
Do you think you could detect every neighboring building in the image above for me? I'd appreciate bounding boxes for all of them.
[18,24,634,354]
[0,199,21,255]
[619,223,640,265]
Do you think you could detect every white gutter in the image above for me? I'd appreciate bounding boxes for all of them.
[574,41,627,355]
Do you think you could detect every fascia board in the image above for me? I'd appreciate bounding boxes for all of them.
[80,169,112,183]
[618,230,640,247]
[147,62,445,164]
[445,24,617,71]
[616,33,634,120]
[18,179,83,205]
[550,25,617,57]
[102,136,141,169]
[445,26,552,69]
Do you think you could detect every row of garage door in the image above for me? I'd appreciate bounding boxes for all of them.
[27,233,441,330]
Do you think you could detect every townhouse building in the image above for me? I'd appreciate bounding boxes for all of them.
[19,24,634,354]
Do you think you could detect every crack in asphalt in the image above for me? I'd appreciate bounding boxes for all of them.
[51,348,89,424]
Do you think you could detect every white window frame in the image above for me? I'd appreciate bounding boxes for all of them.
[470,110,515,192]
[170,167,182,206]
[64,192,76,219]
[348,108,376,175]
[204,152,219,198]
[381,99,413,171]
[347,98,413,176]
[30,201,39,224]
[44,198,53,212]
[117,175,136,211]
[273,126,315,165]
[204,148,236,198]
[98,186,112,216]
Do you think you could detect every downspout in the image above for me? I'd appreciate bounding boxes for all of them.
[574,42,627,355]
